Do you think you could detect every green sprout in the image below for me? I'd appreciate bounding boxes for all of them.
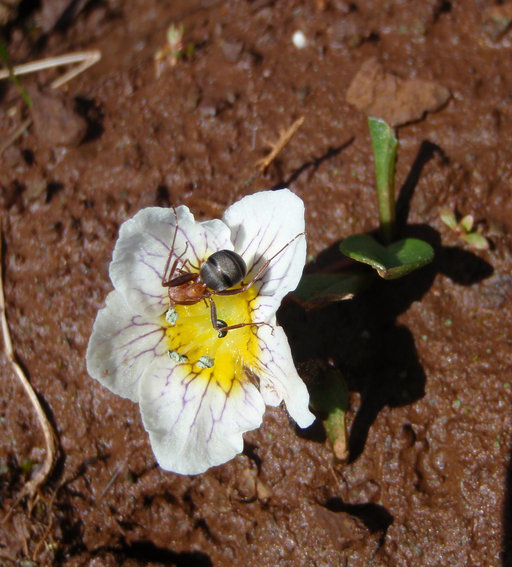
[439,208,489,251]
[0,39,32,108]
[339,118,434,278]
[294,118,436,459]
[166,23,185,62]
[154,23,195,77]
[295,117,435,303]
[310,368,349,461]
[369,116,398,244]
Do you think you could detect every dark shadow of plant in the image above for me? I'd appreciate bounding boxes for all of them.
[279,135,493,498]
[324,497,394,536]
[118,541,212,566]
[278,137,494,552]
[69,542,213,567]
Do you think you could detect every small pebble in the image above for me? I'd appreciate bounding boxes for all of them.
[292,30,307,49]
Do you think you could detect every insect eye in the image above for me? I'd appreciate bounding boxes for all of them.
[200,250,247,292]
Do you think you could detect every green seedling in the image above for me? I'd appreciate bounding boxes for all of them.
[340,233,435,279]
[296,117,434,304]
[370,116,397,244]
[439,208,489,250]
[154,23,195,78]
[295,118,435,460]
[293,270,372,304]
[340,118,434,278]
[0,39,32,107]
[166,23,186,62]
[310,368,349,461]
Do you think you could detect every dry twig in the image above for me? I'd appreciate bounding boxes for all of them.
[100,464,123,499]
[0,117,32,156]
[0,50,101,155]
[0,49,101,89]
[0,219,58,501]
[256,115,305,173]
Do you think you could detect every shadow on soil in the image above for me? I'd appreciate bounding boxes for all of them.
[279,139,493,535]
[325,497,394,537]
[77,542,212,567]
[118,541,212,566]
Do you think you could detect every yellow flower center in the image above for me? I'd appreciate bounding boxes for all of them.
[164,287,261,392]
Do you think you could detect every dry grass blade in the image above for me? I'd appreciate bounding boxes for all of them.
[0,117,32,156]
[0,49,101,89]
[256,116,305,173]
[0,219,58,501]
[0,50,101,156]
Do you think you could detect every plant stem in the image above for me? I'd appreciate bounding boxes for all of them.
[368,117,398,244]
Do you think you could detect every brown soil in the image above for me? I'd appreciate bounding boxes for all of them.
[1,1,512,565]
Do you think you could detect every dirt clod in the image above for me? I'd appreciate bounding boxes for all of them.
[29,86,88,148]
[346,57,450,127]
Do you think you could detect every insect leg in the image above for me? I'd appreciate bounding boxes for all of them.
[208,297,273,337]
[162,242,190,286]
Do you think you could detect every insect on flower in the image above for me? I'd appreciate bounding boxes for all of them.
[86,189,315,475]
[161,210,304,337]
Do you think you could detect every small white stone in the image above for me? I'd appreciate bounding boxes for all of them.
[292,30,307,49]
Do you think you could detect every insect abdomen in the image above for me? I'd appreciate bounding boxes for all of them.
[200,250,247,291]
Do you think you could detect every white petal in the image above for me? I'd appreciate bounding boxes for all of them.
[110,206,233,317]
[139,361,266,475]
[254,323,315,429]
[222,189,306,321]
[86,291,167,402]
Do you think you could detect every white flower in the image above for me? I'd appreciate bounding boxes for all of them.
[86,189,315,475]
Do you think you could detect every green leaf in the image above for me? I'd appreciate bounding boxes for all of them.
[460,214,474,233]
[368,117,398,243]
[463,231,489,251]
[310,369,349,460]
[340,233,434,279]
[294,271,374,304]
[439,207,458,230]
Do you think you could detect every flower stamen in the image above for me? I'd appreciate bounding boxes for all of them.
[165,306,178,325]
[168,350,188,363]
[197,355,215,369]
